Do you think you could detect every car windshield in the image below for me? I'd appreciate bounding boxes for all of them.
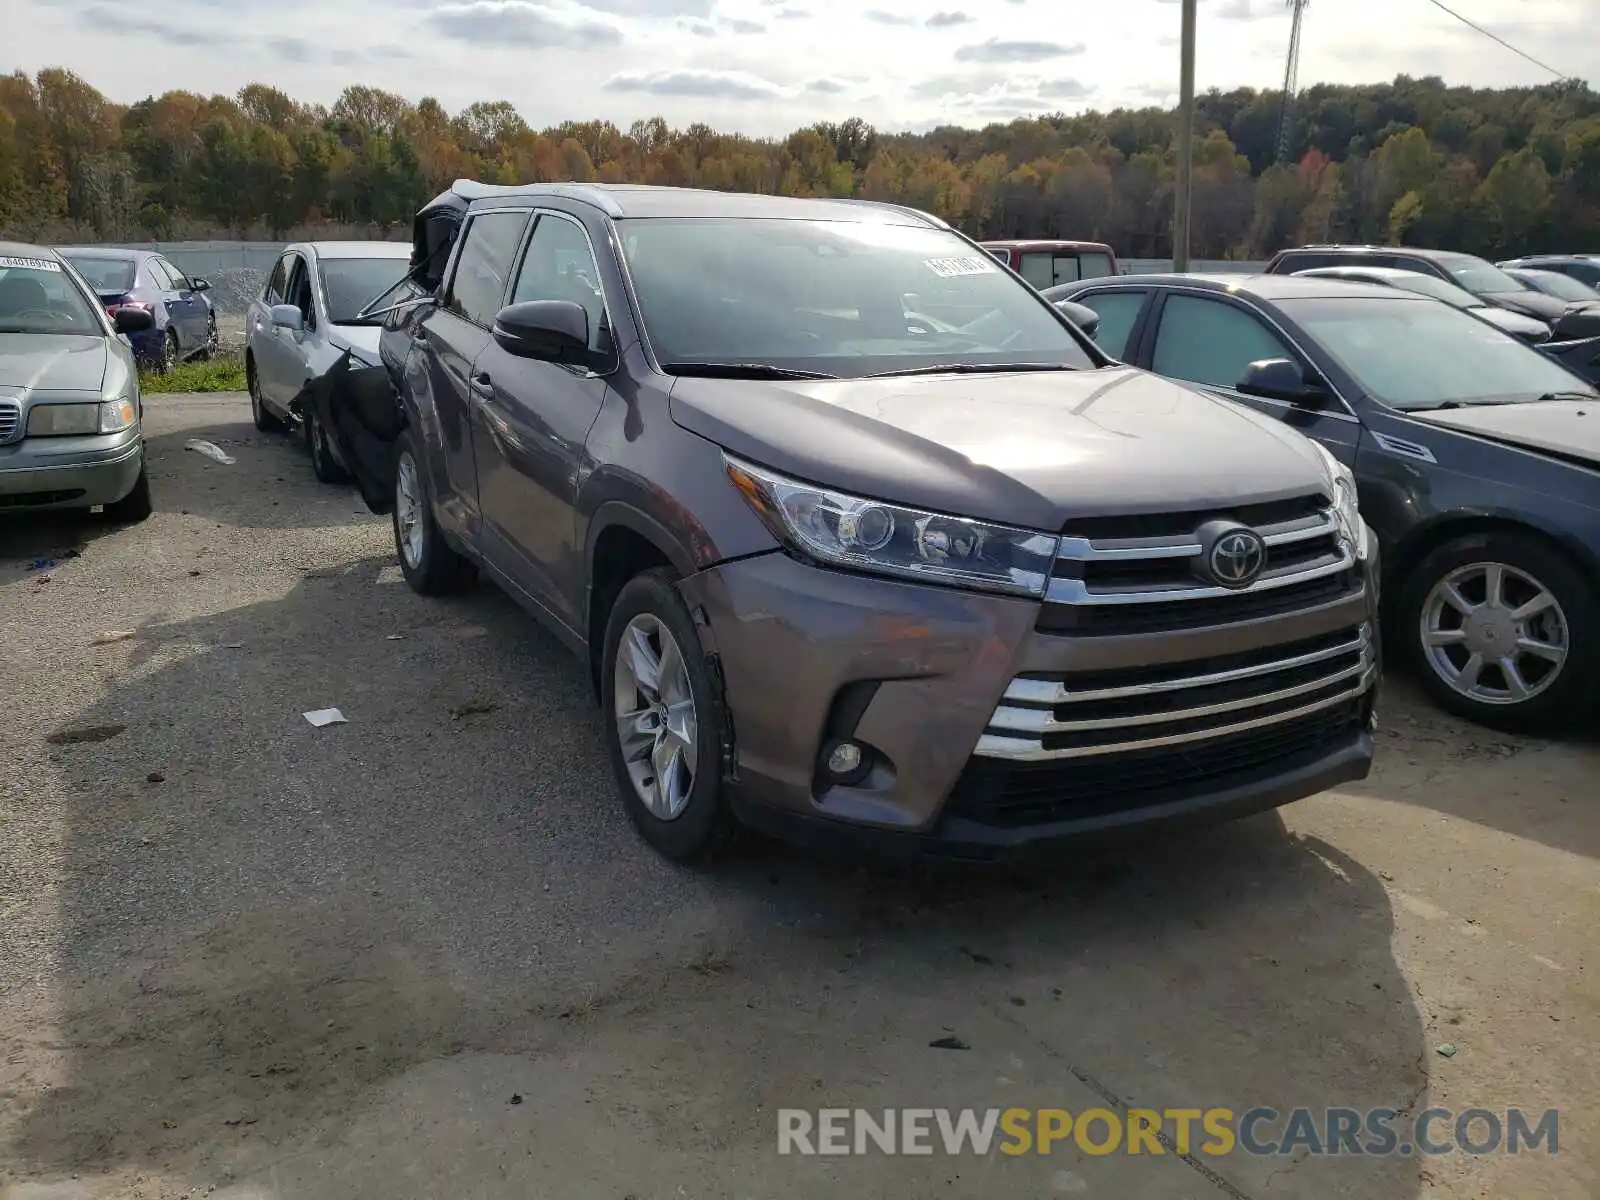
[60,255,136,294]
[1438,253,1526,296]
[617,217,1097,377]
[0,258,102,334]
[321,256,409,324]
[1279,295,1597,410]
[1521,271,1599,303]
[1381,272,1480,309]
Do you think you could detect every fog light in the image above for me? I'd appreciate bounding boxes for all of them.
[826,741,863,775]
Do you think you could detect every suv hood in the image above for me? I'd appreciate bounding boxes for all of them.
[329,324,382,364]
[0,334,109,394]
[1474,306,1550,340]
[1408,400,1600,467]
[1483,289,1565,323]
[668,366,1332,530]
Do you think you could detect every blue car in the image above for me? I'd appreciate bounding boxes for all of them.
[54,247,218,371]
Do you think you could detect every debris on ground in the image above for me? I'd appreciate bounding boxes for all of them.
[146,771,166,783]
[929,1035,970,1051]
[184,439,237,465]
[303,708,347,728]
[91,631,136,645]
[385,634,406,641]
[46,723,128,745]
[450,700,500,720]
[509,1094,523,1106]
[1435,1043,1458,1058]
[959,947,994,966]
[27,558,57,571]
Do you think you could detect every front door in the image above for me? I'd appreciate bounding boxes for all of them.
[471,211,612,628]
[254,252,307,409]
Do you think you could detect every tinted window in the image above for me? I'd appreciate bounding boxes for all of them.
[447,211,531,326]
[1437,253,1525,296]
[1278,295,1597,410]
[0,258,102,333]
[1075,291,1145,358]
[1273,252,1341,272]
[60,255,135,293]
[511,214,609,353]
[1518,271,1598,302]
[284,255,315,326]
[1078,252,1114,279]
[320,256,409,324]
[1152,294,1296,388]
[160,259,191,289]
[265,256,289,304]
[1380,272,1480,309]
[619,217,1097,378]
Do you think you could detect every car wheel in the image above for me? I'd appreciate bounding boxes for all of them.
[601,568,735,863]
[305,406,351,484]
[392,429,475,595]
[159,329,179,374]
[194,313,217,361]
[248,358,285,433]
[102,460,153,524]
[1398,530,1597,732]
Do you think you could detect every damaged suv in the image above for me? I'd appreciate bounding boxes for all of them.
[318,182,1381,862]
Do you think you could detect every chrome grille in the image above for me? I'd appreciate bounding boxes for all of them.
[0,400,20,445]
[976,625,1376,761]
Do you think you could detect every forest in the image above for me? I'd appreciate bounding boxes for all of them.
[2,67,1598,259]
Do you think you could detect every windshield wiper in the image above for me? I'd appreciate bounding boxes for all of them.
[1533,391,1598,403]
[661,362,837,380]
[866,362,1078,379]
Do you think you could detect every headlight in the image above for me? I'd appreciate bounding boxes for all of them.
[1311,442,1369,561]
[99,397,137,433]
[26,403,99,436]
[725,455,1059,597]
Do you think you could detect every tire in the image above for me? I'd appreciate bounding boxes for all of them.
[306,406,351,484]
[248,357,285,433]
[194,313,217,361]
[158,329,179,374]
[102,460,153,524]
[601,568,736,863]
[1397,530,1597,732]
[392,429,475,596]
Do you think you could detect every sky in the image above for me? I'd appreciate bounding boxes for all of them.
[6,0,1595,137]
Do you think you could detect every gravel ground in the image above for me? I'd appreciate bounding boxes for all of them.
[0,393,1595,1200]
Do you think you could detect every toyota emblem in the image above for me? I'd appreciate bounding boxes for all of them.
[1207,528,1266,588]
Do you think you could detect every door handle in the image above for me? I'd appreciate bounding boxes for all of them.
[414,327,429,343]
[471,372,493,392]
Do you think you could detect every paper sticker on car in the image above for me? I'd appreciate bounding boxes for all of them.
[0,256,63,272]
[925,256,995,278]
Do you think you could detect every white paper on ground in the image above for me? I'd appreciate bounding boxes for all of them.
[184,439,236,465]
[302,708,347,727]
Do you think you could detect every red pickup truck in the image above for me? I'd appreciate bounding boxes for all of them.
[980,240,1120,288]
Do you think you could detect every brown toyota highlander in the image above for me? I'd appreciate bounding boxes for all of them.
[324,181,1381,862]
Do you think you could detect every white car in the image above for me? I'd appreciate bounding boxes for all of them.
[246,241,411,481]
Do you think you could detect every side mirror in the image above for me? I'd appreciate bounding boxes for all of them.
[492,300,590,364]
[113,306,154,334]
[1236,357,1325,404]
[270,303,304,333]
[190,276,211,292]
[1054,299,1101,339]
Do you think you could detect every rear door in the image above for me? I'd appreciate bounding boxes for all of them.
[470,210,613,627]
[1067,288,1151,360]
[153,258,203,348]
[1138,289,1362,468]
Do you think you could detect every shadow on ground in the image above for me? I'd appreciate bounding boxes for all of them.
[4,552,1431,1198]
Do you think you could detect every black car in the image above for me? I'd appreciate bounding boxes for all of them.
[1065,272,1600,731]
[1498,255,1600,290]
[1264,245,1600,341]
[1503,267,1600,305]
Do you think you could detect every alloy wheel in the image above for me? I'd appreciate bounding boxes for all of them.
[612,613,698,821]
[1419,560,1569,706]
[395,450,426,569]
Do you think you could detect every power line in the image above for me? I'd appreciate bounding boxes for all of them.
[1419,0,1566,79]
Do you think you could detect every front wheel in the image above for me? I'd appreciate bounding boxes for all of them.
[248,358,285,433]
[306,406,351,484]
[601,568,735,862]
[392,430,475,596]
[1398,531,1597,731]
[102,460,153,524]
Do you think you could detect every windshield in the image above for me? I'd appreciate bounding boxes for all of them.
[0,258,102,335]
[617,218,1097,377]
[60,255,136,294]
[1382,272,1480,310]
[1439,254,1526,296]
[1279,295,1597,410]
[1521,271,1599,303]
[321,256,409,324]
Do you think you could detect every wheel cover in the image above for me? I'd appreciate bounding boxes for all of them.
[1420,560,1569,706]
[612,613,698,821]
[248,366,260,419]
[395,450,426,568]
[163,332,177,369]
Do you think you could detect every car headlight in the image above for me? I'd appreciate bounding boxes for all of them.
[1311,441,1369,561]
[99,397,137,433]
[26,403,99,436]
[724,455,1060,597]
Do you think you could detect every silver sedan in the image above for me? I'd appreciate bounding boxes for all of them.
[246,241,411,482]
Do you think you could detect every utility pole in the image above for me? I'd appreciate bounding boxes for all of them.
[1172,0,1197,272]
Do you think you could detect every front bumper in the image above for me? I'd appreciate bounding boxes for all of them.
[678,547,1380,859]
[0,431,144,510]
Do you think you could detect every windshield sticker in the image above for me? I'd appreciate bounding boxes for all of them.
[925,256,995,278]
[0,256,62,272]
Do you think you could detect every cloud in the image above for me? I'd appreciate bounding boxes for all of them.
[772,5,807,16]
[864,9,915,23]
[720,15,765,31]
[77,4,228,45]
[954,37,1086,62]
[265,35,313,60]
[426,0,623,47]
[605,68,786,99]
[805,78,848,93]
[1216,0,1268,18]
[925,10,972,26]
[1036,77,1093,99]
[678,16,716,33]
[907,70,1008,99]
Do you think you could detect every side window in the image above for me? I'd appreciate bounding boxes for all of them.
[1151,294,1297,389]
[1018,253,1055,289]
[984,248,1010,265]
[160,260,191,289]
[1274,253,1338,273]
[1075,291,1147,359]
[1078,252,1114,280]
[446,211,532,326]
[510,214,609,354]
[1051,255,1082,285]
[147,259,176,289]
[265,256,289,304]
[284,255,315,327]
